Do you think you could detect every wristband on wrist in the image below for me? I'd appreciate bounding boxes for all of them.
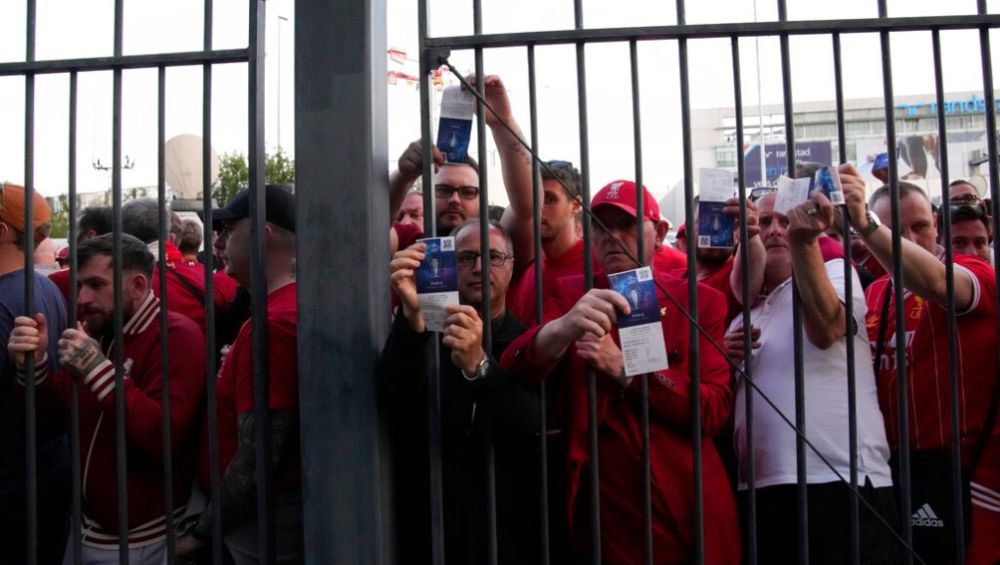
[858,210,881,239]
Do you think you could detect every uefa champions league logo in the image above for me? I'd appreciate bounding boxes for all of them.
[627,287,639,310]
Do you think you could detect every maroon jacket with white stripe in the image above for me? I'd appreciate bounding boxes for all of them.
[32,292,206,547]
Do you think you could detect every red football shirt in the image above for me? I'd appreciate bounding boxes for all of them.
[652,244,687,275]
[507,239,602,325]
[201,282,300,490]
[669,255,741,324]
[865,253,999,467]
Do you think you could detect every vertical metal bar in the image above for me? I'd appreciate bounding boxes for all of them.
[976,5,1000,559]
[526,44,551,565]
[930,29,964,565]
[832,31,861,565]
[248,0,274,562]
[976,10,1000,564]
[775,2,807,563]
[731,35,757,565]
[876,4,912,562]
[202,1,224,560]
[22,1,38,562]
[628,38,654,565]
[676,1,704,562]
[111,1,129,561]
[296,0,390,559]
[156,64,175,564]
[417,0,445,562]
[68,69,83,565]
[572,2,600,563]
[471,2,498,561]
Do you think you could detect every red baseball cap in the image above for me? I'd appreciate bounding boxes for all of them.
[591,180,661,223]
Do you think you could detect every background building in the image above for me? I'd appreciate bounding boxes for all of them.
[660,90,998,228]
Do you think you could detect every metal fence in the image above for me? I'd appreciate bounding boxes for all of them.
[393,2,1000,565]
[0,0,269,563]
[3,0,1000,564]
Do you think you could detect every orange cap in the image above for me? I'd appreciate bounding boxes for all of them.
[0,183,51,239]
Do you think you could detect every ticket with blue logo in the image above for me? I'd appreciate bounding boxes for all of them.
[436,86,475,164]
[812,165,845,205]
[608,266,669,376]
[697,167,736,248]
[416,237,459,332]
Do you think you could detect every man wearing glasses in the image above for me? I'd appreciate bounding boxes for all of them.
[948,179,986,208]
[381,219,541,564]
[388,75,534,274]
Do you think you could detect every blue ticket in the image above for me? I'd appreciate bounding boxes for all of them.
[608,266,669,376]
[872,152,889,172]
[416,237,459,332]
[812,166,845,205]
[436,86,475,164]
[697,167,736,248]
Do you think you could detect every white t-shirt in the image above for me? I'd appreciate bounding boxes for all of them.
[731,258,893,489]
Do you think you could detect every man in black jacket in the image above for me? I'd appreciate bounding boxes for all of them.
[381,219,542,564]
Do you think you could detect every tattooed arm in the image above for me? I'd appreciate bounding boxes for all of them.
[186,410,297,548]
[470,74,536,272]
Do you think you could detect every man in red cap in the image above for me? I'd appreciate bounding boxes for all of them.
[501,180,740,564]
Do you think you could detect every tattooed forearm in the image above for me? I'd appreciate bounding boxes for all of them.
[194,410,297,538]
[504,130,531,164]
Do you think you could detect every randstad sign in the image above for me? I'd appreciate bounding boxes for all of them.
[898,94,1000,117]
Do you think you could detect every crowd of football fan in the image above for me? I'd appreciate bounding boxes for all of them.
[2,73,998,565]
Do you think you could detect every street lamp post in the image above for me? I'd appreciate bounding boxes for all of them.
[277,15,288,152]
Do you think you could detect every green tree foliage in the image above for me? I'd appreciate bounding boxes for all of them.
[48,194,70,238]
[215,148,295,207]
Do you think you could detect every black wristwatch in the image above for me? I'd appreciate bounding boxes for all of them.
[858,210,881,239]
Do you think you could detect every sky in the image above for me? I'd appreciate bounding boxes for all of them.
[1,0,999,205]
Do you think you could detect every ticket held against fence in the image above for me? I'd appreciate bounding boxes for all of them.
[698,167,736,249]
[416,237,460,332]
[609,266,669,377]
[436,86,475,164]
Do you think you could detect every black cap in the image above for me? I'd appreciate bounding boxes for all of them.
[212,184,295,233]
